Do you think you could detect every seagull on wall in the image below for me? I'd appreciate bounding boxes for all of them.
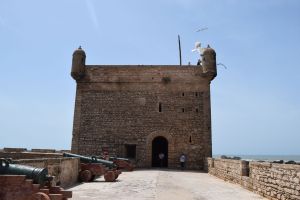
[192,41,204,54]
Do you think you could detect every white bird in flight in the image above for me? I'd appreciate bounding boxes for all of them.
[196,27,208,32]
[217,63,227,69]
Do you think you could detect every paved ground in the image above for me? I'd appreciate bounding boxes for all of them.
[69,169,267,200]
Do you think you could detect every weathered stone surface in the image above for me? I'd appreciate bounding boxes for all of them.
[14,158,79,188]
[71,62,216,169]
[3,147,27,152]
[206,158,300,200]
[0,152,63,160]
[70,170,265,200]
[0,175,72,200]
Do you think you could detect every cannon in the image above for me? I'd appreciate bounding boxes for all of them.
[100,156,135,171]
[62,152,117,168]
[63,152,121,182]
[0,158,52,186]
[0,159,72,199]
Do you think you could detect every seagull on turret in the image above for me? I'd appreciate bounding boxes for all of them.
[192,41,204,54]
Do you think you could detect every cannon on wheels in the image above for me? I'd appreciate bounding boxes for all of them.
[107,156,135,171]
[0,159,72,200]
[0,158,53,186]
[63,152,121,182]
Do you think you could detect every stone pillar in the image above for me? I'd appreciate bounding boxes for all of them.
[240,160,249,176]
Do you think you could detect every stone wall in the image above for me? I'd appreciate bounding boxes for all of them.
[251,162,300,200]
[13,157,79,188]
[206,158,300,200]
[207,158,249,184]
[0,152,63,159]
[71,66,215,169]
[0,148,69,160]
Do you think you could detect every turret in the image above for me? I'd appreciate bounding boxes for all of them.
[201,45,217,80]
[71,46,86,80]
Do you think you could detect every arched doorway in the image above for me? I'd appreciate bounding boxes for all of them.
[152,136,168,167]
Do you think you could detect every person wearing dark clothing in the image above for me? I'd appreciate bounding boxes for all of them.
[159,153,165,167]
[180,153,186,170]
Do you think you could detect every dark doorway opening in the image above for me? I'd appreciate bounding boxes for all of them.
[152,136,168,167]
[125,144,136,159]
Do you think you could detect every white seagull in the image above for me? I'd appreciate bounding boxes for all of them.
[196,27,208,32]
[192,41,204,54]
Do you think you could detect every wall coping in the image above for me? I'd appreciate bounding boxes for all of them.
[13,157,78,163]
[212,158,244,164]
[208,157,300,170]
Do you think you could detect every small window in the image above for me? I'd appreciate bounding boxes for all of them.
[196,108,199,112]
[189,136,192,143]
[182,93,185,96]
[159,102,162,112]
[125,145,136,159]
[182,108,185,113]
[195,92,198,97]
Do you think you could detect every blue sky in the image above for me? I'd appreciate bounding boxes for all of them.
[0,0,299,155]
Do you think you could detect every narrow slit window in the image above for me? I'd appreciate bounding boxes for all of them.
[182,92,185,96]
[196,108,199,112]
[195,92,198,97]
[159,102,162,112]
[189,136,192,143]
[182,108,185,113]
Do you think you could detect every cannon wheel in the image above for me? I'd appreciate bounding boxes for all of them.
[32,192,51,200]
[114,173,119,180]
[104,171,115,182]
[91,175,96,181]
[126,165,134,171]
[79,170,92,182]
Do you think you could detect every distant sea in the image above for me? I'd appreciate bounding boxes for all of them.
[213,155,300,162]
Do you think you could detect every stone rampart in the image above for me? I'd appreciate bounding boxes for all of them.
[13,157,79,188]
[0,148,78,187]
[207,158,249,184]
[251,161,300,200]
[0,152,63,159]
[206,158,300,200]
[0,148,68,160]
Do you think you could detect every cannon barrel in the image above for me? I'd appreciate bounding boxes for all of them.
[63,152,117,169]
[109,156,130,162]
[0,159,53,186]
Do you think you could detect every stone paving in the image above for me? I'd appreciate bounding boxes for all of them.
[69,169,267,200]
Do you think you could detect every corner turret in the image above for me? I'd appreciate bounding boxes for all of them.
[71,46,86,80]
[201,45,217,80]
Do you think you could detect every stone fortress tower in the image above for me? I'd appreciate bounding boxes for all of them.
[70,46,217,169]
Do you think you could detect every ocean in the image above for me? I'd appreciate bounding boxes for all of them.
[213,155,300,162]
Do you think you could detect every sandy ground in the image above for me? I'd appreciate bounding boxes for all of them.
[69,169,267,200]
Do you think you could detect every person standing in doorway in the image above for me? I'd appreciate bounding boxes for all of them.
[159,152,165,167]
[102,151,109,160]
[180,153,186,170]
